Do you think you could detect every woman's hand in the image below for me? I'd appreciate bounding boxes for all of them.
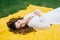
[34,10,42,16]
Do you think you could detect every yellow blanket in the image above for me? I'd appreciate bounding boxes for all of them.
[0,4,60,40]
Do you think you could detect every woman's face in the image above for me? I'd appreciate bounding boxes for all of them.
[15,20,26,29]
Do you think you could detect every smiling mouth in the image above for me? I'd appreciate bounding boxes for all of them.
[19,25,24,28]
[18,26,25,29]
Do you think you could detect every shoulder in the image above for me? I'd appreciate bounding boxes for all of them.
[27,16,41,27]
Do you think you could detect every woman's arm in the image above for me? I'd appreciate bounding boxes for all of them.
[28,16,50,29]
[23,12,36,20]
[28,21,50,29]
[23,9,44,20]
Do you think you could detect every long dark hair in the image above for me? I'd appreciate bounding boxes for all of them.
[7,17,36,35]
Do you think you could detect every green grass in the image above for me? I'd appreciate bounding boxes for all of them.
[0,0,60,18]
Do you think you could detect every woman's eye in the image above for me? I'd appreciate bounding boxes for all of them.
[18,22,20,23]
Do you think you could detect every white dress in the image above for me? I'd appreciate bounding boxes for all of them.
[24,7,60,29]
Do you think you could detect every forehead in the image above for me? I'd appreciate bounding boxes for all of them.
[16,20,22,22]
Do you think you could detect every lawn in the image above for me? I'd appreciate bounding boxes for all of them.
[0,0,60,18]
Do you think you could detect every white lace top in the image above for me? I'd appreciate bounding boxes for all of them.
[23,8,60,29]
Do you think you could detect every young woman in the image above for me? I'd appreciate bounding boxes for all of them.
[7,7,60,34]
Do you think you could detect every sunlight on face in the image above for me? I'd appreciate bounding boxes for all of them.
[15,20,26,29]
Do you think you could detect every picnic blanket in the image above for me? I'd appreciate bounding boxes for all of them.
[0,4,60,40]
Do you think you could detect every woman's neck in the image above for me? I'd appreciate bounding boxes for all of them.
[23,17,33,25]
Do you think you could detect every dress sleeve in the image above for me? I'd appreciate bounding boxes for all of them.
[23,12,36,20]
[28,16,50,30]
[29,22,50,29]
[23,9,44,20]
